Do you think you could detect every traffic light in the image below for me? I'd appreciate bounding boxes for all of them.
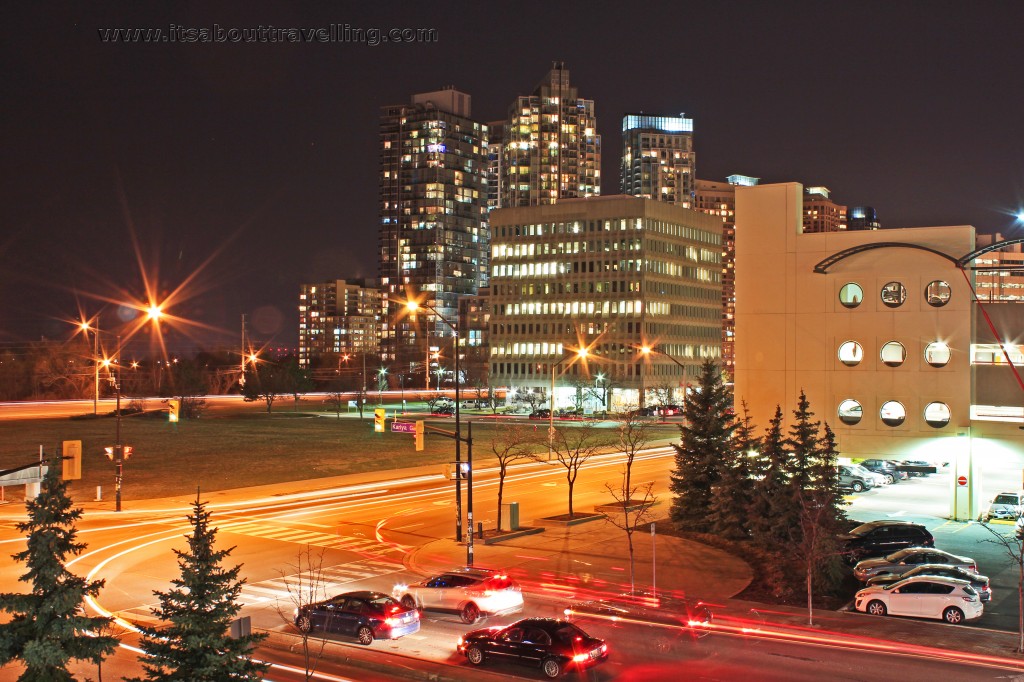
[123,445,133,460]
[62,440,82,480]
[104,446,115,460]
[415,420,424,451]
[374,408,386,433]
[168,399,180,423]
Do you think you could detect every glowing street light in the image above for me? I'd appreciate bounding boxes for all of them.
[404,298,471,561]
[636,344,687,410]
[549,347,589,457]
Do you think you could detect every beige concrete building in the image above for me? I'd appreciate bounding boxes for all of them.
[734,182,1024,520]
[489,195,722,411]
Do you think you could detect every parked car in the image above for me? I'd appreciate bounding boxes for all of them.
[659,404,683,416]
[855,576,983,624]
[866,564,992,602]
[853,547,977,582]
[837,465,874,493]
[564,591,711,653]
[848,463,887,487]
[899,459,937,477]
[838,520,935,562]
[393,567,524,624]
[294,590,419,644]
[860,459,902,484]
[457,617,608,679]
[529,408,552,420]
[983,491,1024,521]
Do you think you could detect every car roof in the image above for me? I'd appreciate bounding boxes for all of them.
[858,520,924,529]
[335,590,390,600]
[891,575,971,587]
[906,564,984,579]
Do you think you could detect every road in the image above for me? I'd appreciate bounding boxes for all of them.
[3,448,1022,680]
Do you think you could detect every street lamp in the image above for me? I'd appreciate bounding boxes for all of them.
[549,347,588,458]
[377,367,388,405]
[79,319,100,415]
[638,345,688,410]
[405,299,471,564]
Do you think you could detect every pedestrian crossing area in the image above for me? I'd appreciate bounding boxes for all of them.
[219,519,405,556]
[118,557,408,622]
[238,557,407,608]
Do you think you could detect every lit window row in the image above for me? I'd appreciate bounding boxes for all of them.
[837,400,950,428]
[837,341,950,367]
[838,281,951,309]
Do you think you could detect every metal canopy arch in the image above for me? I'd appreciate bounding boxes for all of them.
[958,237,1024,266]
[812,242,961,274]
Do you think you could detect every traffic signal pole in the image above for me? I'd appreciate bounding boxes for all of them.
[420,421,475,566]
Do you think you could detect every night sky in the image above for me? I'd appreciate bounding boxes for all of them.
[5,2,1024,350]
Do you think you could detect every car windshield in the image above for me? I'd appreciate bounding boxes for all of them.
[849,523,879,536]
[994,494,1020,505]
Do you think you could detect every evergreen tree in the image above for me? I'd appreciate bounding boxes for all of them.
[749,405,791,547]
[0,452,117,680]
[782,390,821,545]
[708,401,759,539]
[131,494,267,682]
[669,360,735,532]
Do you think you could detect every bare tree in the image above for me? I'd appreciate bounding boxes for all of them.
[323,392,345,419]
[616,409,653,507]
[276,545,330,680]
[541,423,609,518]
[981,522,1024,652]
[490,423,535,531]
[604,479,657,594]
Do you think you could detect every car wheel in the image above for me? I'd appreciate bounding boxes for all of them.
[541,657,563,679]
[295,615,312,633]
[357,625,374,645]
[885,474,895,484]
[466,645,485,666]
[852,481,864,493]
[461,602,480,624]
[943,607,964,625]
[401,595,417,610]
[866,600,887,616]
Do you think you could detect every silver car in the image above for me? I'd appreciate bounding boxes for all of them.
[853,547,977,582]
[393,567,524,624]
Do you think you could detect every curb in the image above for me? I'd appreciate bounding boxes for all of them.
[481,527,545,544]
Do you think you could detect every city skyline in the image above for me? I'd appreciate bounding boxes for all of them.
[4,2,1024,347]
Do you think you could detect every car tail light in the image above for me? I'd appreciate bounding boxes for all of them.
[962,596,977,603]
[385,617,399,627]
[969,565,977,572]
[573,653,589,662]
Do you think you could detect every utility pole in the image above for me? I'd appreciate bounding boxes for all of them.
[239,314,247,387]
[115,335,123,512]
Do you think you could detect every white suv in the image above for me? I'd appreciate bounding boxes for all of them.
[855,575,982,624]
[393,568,524,624]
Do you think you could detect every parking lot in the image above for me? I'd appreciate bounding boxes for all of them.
[845,469,1021,632]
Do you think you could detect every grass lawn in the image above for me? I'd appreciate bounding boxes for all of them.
[0,400,682,503]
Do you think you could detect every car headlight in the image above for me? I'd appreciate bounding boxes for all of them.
[393,583,408,593]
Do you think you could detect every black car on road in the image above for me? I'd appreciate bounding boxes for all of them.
[294,590,419,645]
[457,617,608,679]
[838,520,934,563]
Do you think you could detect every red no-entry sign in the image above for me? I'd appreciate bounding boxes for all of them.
[957,475,968,487]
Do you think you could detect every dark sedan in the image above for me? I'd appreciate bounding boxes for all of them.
[529,409,551,419]
[457,617,608,679]
[866,564,992,602]
[294,591,419,645]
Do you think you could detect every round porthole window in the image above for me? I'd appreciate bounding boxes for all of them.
[880,401,906,427]
[924,402,951,428]
[838,341,864,366]
[925,280,951,307]
[839,283,863,309]
[838,399,863,425]
[881,281,907,308]
[880,341,907,367]
[924,342,951,367]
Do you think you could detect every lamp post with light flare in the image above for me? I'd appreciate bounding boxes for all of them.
[638,345,688,410]
[405,300,471,561]
[549,347,589,459]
